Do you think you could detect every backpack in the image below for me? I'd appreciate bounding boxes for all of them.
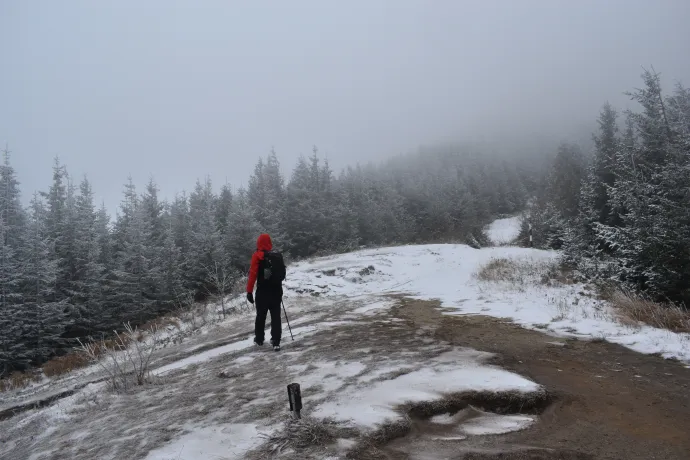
[260,250,286,286]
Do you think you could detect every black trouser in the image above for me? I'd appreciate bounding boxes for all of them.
[254,290,282,345]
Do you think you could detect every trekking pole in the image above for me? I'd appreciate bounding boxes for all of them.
[282,300,294,341]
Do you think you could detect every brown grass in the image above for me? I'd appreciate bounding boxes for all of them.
[249,416,358,459]
[477,257,577,288]
[42,352,91,378]
[610,290,690,333]
[2,322,162,390]
[40,333,135,380]
[346,417,412,459]
[476,258,523,283]
[0,371,42,392]
[403,390,551,417]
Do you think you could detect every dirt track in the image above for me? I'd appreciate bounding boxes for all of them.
[393,298,690,460]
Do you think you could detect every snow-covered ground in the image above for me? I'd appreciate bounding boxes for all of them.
[3,221,689,459]
[486,215,522,245]
[1,292,543,460]
[286,244,690,363]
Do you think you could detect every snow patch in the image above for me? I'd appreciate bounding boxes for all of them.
[301,360,367,393]
[286,240,690,363]
[143,423,267,460]
[351,299,395,315]
[313,350,539,428]
[487,216,522,245]
[430,413,455,425]
[153,338,253,375]
[460,412,535,435]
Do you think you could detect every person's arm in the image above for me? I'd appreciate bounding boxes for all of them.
[246,252,261,293]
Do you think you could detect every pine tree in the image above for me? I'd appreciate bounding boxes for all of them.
[215,184,233,236]
[225,188,262,273]
[247,157,267,226]
[284,157,314,257]
[22,194,64,365]
[110,178,151,324]
[42,158,71,303]
[0,149,27,373]
[139,178,166,311]
[159,216,186,309]
[248,151,286,244]
[188,177,223,297]
[0,216,23,374]
[70,178,106,335]
[565,104,620,265]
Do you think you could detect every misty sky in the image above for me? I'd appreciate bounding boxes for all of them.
[1,0,689,213]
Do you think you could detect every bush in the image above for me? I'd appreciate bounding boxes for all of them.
[79,322,160,392]
[609,290,690,333]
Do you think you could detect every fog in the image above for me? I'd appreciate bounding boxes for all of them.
[1,0,689,211]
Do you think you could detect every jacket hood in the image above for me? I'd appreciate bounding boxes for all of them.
[256,233,273,252]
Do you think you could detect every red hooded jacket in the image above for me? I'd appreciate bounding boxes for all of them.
[246,233,273,293]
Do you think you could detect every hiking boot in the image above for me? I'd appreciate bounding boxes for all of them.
[270,339,280,351]
[254,339,264,347]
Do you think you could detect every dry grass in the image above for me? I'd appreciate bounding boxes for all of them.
[42,352,91,378]
[79,323,160,392]
[1,330,139,390]
[139,316,181,334]
[476,257,577,289]
[476,258,525,283]
[401,389,551,419]
[610,290,690,333]
[0,371,42,392]
[249,416,358,459]
[346,417,412,459]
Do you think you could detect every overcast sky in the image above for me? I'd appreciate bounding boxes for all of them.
[1,0,689,213]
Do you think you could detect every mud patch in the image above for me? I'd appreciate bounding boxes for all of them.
[348,390,552,460]
[395,297,690,460]
[401,390,552,418]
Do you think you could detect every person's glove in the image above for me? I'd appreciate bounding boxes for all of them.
[246,292,254,304]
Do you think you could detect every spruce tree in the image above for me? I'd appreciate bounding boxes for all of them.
[23,194,64,365]
[188,178,222,297]
[71,178,106,335]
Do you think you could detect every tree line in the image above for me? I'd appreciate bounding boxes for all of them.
[0,146,535,373]
[524,70,690,306]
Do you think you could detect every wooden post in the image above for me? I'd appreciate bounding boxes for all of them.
[529,223,533,248]
[287,383,302,419]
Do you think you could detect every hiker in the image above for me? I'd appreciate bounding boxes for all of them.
[246,233,286,351]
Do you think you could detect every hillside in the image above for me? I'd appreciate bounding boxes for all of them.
[1,218,689,460]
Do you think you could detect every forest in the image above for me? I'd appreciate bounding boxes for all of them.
[2,69,688,376]
[524,70,690,306]
[0,144,535,373]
